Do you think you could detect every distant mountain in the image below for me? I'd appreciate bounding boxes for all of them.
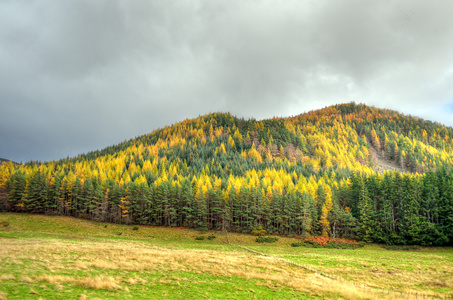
[0,158,17,164]
[1,102,452,246]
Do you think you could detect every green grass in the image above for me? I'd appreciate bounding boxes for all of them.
[1,213,452,299]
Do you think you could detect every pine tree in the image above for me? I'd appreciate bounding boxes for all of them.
[356,176,373,242]
[25,171,47,213]
[70,177,82,217]
[7,171,26,211]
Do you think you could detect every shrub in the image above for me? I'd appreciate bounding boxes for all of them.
[304,240,322,248]
[255,236,279,243]
[325,243,345,249]
[132,226,139,231]
[195,236,205,240]
[207,235,216,240]
[250,226,267,236]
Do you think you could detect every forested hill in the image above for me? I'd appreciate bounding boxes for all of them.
[1,102,453,246]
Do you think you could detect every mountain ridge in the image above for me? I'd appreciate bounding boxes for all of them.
[69,102,453,176]
[0,158,17,164]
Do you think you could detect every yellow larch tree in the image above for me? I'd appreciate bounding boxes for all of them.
[319,185,333,237]
[371,129,380,151]
[228,135,235,148]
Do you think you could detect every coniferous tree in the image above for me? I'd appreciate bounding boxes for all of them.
[25,171,47,213]
[7,171,26,211]
[356,176,373,242]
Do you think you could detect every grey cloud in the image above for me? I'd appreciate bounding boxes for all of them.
[1,0,453,162]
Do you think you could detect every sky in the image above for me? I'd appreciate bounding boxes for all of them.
[1,0,453,163]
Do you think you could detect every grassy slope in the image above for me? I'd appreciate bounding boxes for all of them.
[0,213,452,300]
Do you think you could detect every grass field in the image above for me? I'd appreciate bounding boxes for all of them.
[0,213,452,299]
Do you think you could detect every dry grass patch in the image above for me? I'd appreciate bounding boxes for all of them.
[79,276,121,290]
[34,274,74,285]
[0,275,14,281]
[20,276,33,283]
[0,237,430,299]
[125,275,147,285]
[74,261,88,270]
[35,274,122,291]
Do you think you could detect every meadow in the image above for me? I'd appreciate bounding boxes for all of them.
[0,213,452,299]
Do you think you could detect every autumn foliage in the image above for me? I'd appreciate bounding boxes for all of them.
[0,103,453,245]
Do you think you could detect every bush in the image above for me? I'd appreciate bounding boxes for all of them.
[132,226,139,231]
[250,226,267,236]
[195,236,205,240]
[304,240,322,248]
[207,235,216,240]
[325,242,347,249]
[255,236,279,243]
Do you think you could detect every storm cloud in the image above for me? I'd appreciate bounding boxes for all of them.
[1,0,453,162]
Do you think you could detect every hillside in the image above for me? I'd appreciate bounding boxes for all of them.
[1,102,453,245]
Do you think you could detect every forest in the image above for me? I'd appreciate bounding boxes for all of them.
[1,103,452,246]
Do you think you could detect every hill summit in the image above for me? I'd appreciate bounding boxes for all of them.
[1,102,453,245]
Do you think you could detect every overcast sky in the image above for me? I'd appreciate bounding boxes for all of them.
[1,0,453,163]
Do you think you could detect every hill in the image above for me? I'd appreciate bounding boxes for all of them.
[1,102,453,245]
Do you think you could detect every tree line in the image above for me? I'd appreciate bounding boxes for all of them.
[2,165,452,246]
